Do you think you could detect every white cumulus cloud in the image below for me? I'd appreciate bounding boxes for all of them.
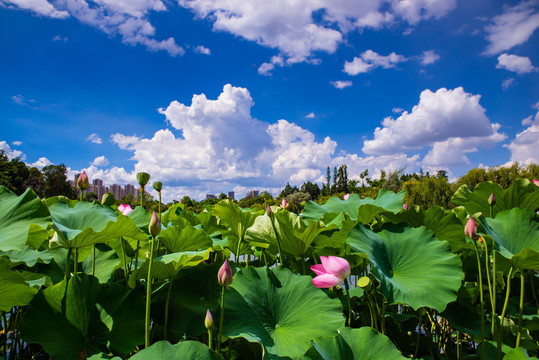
[505,109,539,165]
[1,0,69,18]
[484,1,539,55]
[91,155,110,167]
[362,87,506,168]
[305,112,315,119]
[331,80,353,89]
[194,45,211,55]
[496,53,537,74]
[344,50,407,75]
[87,133,103,144]
[420,50,440,65]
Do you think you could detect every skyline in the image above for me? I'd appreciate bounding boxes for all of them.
[1,0,538,202]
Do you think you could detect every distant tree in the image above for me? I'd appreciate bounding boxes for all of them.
[278,183,299,199]
[382,169,404,193]
[403,177,453,209]
[42,164,77,198]
[300,181,320,201]
[219,193,227,199]
[85,192,98,201]
[24,167,45,197]
[285,191,311,214]
[0,151,30,194]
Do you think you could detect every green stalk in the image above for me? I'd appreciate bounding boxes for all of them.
[269,215,284,267]
[413,309,423,360]
[74,248,79,275]
[344,278,352,326]
[164,277,174,341]
[208,329,213,351]
[120,237,129,283]
[92,244,96,276]
[492,250,497,334]
[235,235,243,266]
[498,266,514,360]
[456,331,460,360]
[516,270,525,347]
[134,240,140,271]
[65,247,72,280]
[217,287,226,353]
[140,185,144,208]
[145,236,155,348]
[473,240,485,360]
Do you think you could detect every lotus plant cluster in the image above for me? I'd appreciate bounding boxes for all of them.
[0,175,538,360]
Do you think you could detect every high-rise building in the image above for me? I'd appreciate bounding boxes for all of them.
[228,191,235,200]
[206,194,217,199]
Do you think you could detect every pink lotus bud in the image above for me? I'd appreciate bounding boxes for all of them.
[281,199,288,209]
[403,204,408,210]
[118,204,134,215]
[343,194,349,200]
[217,259,233,288]
[488,193,496,206]
[148,211,161,237]
[464,217,477,240]
[266,204,272,216]
[533,179,539,186]
[311,256,351,288]
[77,171,89,190]
[204,309,214,330]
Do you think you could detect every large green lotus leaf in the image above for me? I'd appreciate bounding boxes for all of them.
[478,208,539,270]
[125,206,152,233]
[0,187,51,251]
[347,224,463,311]
[452,179,539,217]
[273,211,333,258]
[213,200,258,245]
[303,327,407,360]
[245,214,280,255]
[158,225,213,253]
[21,274,145,359]
[197,211,226,236]
[503,347,538,360]
[151,263,222,337]
[129,340,224,360]
[303,190,405,224]
[129,249,210,286]
[0,259,38,311]
[82,247,121,283]
[49,201,147,251]
[381,206,471,252]
[160,202,183,226]
[223,266,344,359]
[0,246,53,267]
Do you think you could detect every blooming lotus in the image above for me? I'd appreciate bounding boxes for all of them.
[533,179,539,186]
[403,204,408,210]
[311,256,351,288]
[118,204,134,215]
[343,193,349,200]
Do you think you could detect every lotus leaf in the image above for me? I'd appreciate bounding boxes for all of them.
[158,225,213,253]
[478,208,539,270]
[223,266,344,359]
[0,259,38,311]
[303,327,407,359]
[129,340,224,359]
[347,224,463,311]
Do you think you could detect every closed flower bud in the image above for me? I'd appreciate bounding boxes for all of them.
[488,193,496,206]
[281,199,288,209]
[533,179,539,186]
[148,211,161,237]
[136,172,151,186]
[266,204,272,216]
[77,171,89,190]
[403,204,408,210]
[218,259,233,288]
[205,309,214,330]
[153,181,162,192]
[464,217,477,240]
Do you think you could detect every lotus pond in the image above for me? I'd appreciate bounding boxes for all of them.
[0,179,538,359]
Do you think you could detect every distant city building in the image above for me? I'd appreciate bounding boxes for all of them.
[248,190,259,198]
[228,191,235,200]
[70,177,139,201]
[206,194,217,200]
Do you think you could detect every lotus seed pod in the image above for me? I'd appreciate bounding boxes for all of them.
[101,193,116,206]
[357,276,372,290]
[217,259,233,288]
[153,181,162,192]
[77,171,89,190]
[148,211,161,237]
[136,172,151,186]
[488,193,496,206]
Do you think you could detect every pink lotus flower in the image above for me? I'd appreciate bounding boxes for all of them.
[281,199,288,209]
[403,204,408,210]
[464,217,477,240]
[311,256,351,288]
[118,204,134,215]
[218,259,233,288]
[533,179,539,186]
[77,171,89,190]
[343,194,349,200]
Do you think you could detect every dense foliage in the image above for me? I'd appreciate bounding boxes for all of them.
[1,172,538,359]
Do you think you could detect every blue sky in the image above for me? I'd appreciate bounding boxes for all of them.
[1,0,538,201]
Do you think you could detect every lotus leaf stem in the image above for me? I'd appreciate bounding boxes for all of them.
[120,237,129,284]
[65,247,72,280]
[145,236,155,348]
[492,250,497,335]
[516,270,525,347]
[498,266,514,360]
[217,286,226,353]
[164,276,174,341]
[456,331,460,360]
[134,240,140,271]
[344,278,352,326]
[74,248,78,275]
[413,309,423,360]
[208,329,213,351]
[269,214,284,267]
[473,240,485,360]
[92,244,96,276]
